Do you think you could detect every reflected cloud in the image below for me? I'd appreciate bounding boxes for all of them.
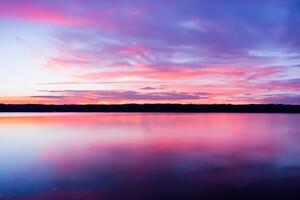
[1,113,300,199]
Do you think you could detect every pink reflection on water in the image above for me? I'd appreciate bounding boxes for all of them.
[0,113,300,199]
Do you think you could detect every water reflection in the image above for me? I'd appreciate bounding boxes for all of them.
[0,113,300,199]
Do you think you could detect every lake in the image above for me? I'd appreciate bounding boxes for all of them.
[0,113,300,200]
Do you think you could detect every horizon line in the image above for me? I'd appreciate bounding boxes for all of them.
[1,104,300,113]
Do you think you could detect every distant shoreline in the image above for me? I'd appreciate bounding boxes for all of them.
[0,104,300,113]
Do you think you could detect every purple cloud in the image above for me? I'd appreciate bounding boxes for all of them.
[32,90,208,104]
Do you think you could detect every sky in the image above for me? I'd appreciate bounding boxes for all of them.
[0,0,300,104]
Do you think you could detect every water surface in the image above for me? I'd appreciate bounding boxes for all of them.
[1,113,300,200]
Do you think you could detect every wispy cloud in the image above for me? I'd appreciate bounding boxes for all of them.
[1,0,300,104]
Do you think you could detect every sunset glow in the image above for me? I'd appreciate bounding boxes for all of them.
[1,0,300,104]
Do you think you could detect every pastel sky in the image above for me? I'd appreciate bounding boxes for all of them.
[1,0,300,104]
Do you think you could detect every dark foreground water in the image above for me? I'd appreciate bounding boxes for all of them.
[0,113,300,200]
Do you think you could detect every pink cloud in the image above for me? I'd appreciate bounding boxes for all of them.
[0,1,145,30]
[0,4,85,26]
[81,68,210,81]
[266,79,300,91]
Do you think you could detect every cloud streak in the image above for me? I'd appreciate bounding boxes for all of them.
[29,90,208,104]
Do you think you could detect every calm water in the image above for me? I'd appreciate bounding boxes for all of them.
[1,113,300,200]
